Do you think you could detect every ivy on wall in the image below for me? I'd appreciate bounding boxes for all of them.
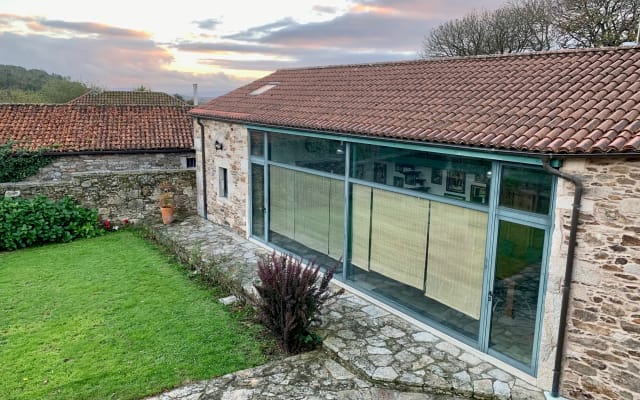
[0,141,54,183]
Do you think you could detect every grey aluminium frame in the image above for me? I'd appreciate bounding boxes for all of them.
[479,162,557,376]
[246,126,555,376]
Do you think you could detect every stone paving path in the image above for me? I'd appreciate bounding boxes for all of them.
[144,215,546,400]
[147,351,464,400]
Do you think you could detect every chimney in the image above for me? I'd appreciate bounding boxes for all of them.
[192,83,199,106]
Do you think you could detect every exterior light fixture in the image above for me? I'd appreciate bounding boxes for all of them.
[336,141,345,155]
[215,140,224,151]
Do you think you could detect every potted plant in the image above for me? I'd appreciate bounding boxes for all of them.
[159,190,175,224]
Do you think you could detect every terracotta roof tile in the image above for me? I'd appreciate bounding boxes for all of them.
[192,46,640,154]
[68,91,188,106]
[0,105,193,153]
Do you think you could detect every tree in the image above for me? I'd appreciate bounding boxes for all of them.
[556,0,640,47]
[420,0,639,58]
[421,10,493,57]
[421,0,558,57]
[40,79,87,103]
[519,0,562,50]
[0,88,46,103]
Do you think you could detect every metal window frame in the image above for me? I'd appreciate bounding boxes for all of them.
[245,125,555,376]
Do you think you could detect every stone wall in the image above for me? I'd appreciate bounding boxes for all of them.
[196,119,248,234]
[544,157,640,400]
[24,152,195,182]
[1,169,196,223]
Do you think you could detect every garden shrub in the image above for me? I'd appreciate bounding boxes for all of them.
[254,252,343,354]
[0,196,102,251]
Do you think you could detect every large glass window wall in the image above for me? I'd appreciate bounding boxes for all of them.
[248,129,554,375]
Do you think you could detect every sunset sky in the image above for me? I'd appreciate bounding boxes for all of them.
[0,0,504,97]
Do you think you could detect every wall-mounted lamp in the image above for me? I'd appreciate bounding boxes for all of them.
[336,141,345,155]
[215,140,224,151]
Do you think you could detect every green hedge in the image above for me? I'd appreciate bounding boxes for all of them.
[0,142,54,183]
[0,196,102,251]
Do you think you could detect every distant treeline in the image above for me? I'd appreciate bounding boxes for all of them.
[0,65,88,104]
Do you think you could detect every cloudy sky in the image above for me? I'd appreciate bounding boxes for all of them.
[0,0,504,97]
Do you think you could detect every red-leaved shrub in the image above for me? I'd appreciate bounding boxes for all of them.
[254,252,343,354]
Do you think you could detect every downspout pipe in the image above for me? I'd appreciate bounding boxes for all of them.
[541,157,583,398]
[196,118,208,220]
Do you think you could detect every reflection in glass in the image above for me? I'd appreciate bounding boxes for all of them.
[500,166,552,214]
[250,131,264,157]
[250,163,265,239]
[351,143,491,204]
[269,133,345,175]
[269,165,344,272]
[489,220,544,367]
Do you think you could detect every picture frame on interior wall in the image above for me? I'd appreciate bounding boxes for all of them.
[470,185,488,204]
[446,170,466,193]
[431,168,442,185]
[374,162,386,184]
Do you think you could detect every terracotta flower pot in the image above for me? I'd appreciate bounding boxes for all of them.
[160,206,175,224]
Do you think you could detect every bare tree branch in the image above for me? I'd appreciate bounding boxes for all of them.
[557,0,640,47]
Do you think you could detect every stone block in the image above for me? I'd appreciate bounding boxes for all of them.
[473,379,493,398]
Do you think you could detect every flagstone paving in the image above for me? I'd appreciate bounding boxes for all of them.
[144,215,546,400]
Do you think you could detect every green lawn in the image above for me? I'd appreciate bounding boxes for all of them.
[0,231,268,400]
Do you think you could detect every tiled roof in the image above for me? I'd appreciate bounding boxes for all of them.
[191,46,640,154]
[68,91,188,106]
[0,105,193,153]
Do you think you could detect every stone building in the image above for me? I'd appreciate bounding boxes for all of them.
[0,104,196,221]
[190,46,640,399]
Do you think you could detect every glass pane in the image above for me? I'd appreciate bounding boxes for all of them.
[499,166,552,214]
[269,165,343,272]
[250,164,264,239]
[269,133,345,175]
[369,188,429,290]
[490,220,545,367]
[351,143,491,205]
[348,184,484,342]
[250,131,264,157]
[426,203,487,320]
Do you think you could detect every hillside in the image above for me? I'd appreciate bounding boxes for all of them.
[0,65,88,104]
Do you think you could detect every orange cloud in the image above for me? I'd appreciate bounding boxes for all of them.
[349,3,398,15]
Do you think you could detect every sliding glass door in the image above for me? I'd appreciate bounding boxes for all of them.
[489,220,545,367]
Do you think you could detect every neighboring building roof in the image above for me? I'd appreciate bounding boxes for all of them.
[191,46,640,155]
[0,104,193,153]
[68,90,188,106]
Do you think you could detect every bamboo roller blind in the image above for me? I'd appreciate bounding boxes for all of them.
[328,180,345,259]
[425,202,487,320]
[270,165,343,257]
[269,166,295,237]
[351,185,372,270]
[294,172,331,254]
[369,188,430,290]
